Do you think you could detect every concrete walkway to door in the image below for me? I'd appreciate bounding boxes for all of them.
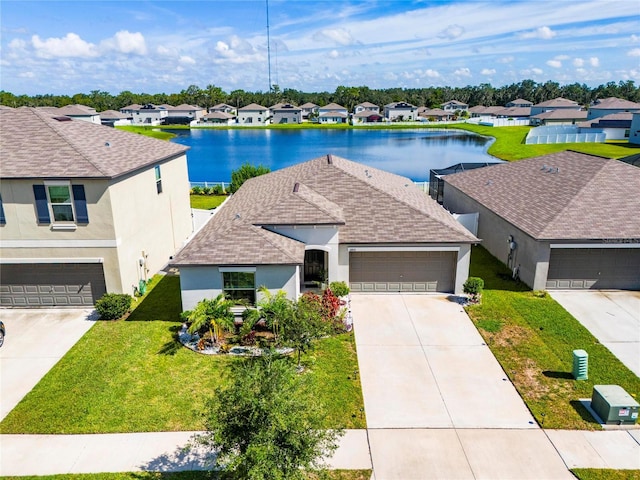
[352,294,574,480]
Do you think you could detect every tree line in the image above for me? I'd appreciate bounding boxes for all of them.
[1,79,638,113]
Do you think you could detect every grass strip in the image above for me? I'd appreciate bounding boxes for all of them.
[466,246,640,430]
[571,469,640,480]
[189,194,228,210]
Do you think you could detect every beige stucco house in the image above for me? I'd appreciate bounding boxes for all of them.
[0,107,193,306]
[172,154,478,311]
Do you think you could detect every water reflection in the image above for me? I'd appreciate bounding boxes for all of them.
[169,128,497,182]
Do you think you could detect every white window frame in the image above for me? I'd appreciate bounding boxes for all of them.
[44,181,75,224]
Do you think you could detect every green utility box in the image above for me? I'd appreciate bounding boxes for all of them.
[591,385,639,425]
[572,349,588,380]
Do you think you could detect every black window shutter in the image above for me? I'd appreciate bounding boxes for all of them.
[72,184,89,223]
[33,185,50,224]
[0,194,5,225]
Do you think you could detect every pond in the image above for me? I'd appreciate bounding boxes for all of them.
[168,128,498,182]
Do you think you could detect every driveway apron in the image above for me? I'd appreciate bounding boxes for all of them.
[0,308,96,420]
[352,294,573,480]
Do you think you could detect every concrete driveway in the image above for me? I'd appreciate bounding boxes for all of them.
[351,294,573,480]
[0,308,97,420]
[550,290,640,377]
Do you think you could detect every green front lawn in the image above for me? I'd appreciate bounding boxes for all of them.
[0,275,365,434]
[115,126,176,140]
[572,469,640,480]
[466,246,640,430]
[190,194,228,210]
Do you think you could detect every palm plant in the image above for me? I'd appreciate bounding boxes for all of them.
[183,294,235,344]
[254,286,294,344]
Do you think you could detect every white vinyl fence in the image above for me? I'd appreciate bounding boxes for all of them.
[526,125,605,144]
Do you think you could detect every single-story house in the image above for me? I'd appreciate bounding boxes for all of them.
[530,97,582,117]
[442,151,640,291]
[165,104,206,124]
[55,104,101,124]
[587,97,640,120]
[494,106,531,119]
[0,107,193,306]
[384,102,418,121]
[237,103,270,126]
[172,154,478,310]
[352,111,384,124]
[506,99,533,108]
[530,109,588,126]
[99,110,132,127]
[417,108,453,122]
[201,111,235,125]
[578,112,634,140]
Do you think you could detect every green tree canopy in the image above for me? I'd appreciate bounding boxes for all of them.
[229,163,271,193]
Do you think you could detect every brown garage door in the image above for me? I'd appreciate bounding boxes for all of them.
[0,263,107,306]
[349,251,456,293]
[546,248,640,290]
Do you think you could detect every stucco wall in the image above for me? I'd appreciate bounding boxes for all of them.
[110,154,193,296]
[443,183,550,290]
[179,264,298,311]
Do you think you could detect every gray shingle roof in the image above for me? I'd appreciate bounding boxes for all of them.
[591,97,640,110]
[444,151,640,240]
[0,107,188,179]
[533,97,580,107]
[173,155,478,266]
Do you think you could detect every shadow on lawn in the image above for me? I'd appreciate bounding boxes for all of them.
[127,275,183,322]
[469,245,530,293]
[158,325,184,356]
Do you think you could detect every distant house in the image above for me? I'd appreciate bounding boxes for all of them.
[467,106,504,118]
[352,103,382,124]
[530,109,588,126]
[318,103,348,124]
[530,97,582,117]
[630,112,640,145]
[166,104,206,125]
[441,100,469,112]
[237,103,270,126]
[128,104,169,126]
[494,106,531,119]
[587,97,640,120]
[506,99,533,108]
[209,103,237,115]
[201,111,235,125]
[417,108,453,122]
[171,154,478,310]
[299,102,319,121]
[99,110,132,127]
[0,107,193,306]
[384,102,418,121]
[120,104,142,115]
[443,151,640,291]
[579,112,634,140]
[271,103,302,124]
[55,104,101,124]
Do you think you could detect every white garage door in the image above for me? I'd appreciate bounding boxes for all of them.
[349,251,456,293]
[0,263,107,306]
[546,248,640,290]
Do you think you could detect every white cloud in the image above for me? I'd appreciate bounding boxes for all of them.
[454,67,471,77]
[532,67,544,75]
[328,49,339,59]
[481,68,496,75]
[32,32,98,58]
[631,34,639,43]
[179,55,195,65]
[498,56,514,64]
[111,31,147,55]
[547,59,562,68]
[8,38,26,49]
[555,55,570,61]
[157,45,172,56]
[313,28,356,46]
[589,57,599,67]
[19,71,35,78]
[438,24,465,40]
[424,69,440,78]
[213,35,262,64]
[520,26,556,40]
[628,48,640,57]
[573,58,584,67]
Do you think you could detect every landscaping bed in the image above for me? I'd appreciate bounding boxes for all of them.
[0,276,365,434]
[0,471,373,480]
[466,246,640,430]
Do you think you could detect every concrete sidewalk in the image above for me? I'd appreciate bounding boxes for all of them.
[0,430,371,476]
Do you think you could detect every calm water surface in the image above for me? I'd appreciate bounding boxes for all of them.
[169,128,497,182]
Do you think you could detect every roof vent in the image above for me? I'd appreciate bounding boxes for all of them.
[293,182,300,193]
[53,116,72,122]
[327,154,333,164]
[105,142,111,147]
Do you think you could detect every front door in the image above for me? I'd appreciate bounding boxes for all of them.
[304,250,326,285]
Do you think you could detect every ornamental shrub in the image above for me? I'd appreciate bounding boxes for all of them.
[329,281,350,298]
[191,186,203,195]
[95,293,133,320]
[463,277,484,303]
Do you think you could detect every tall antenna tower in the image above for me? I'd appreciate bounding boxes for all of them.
[266,0,272,93]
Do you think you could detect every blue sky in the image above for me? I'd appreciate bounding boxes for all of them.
[1,0,639,95]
